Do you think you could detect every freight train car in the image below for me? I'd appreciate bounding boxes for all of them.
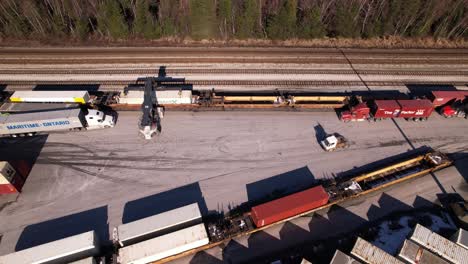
[351,237,404,264]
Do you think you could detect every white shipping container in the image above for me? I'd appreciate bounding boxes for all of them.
[10,91,90,104]
[398,239,448,264]
[119,90,192,105]
[0,102,80,113]
[351,237,404,264]
[118,223,209,264]
[117,203,202,246]
[0,231,99,264]
[410,224,468,264]
[330,250,360,264]
[451,228,468,250]
[0,109,84,135]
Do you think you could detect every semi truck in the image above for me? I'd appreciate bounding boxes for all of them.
[340,98,434,122]
[0,108,115,137]
[429,91,468,118]
[0,161,30,194]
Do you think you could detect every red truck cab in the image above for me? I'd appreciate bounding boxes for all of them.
[340,102,370,122]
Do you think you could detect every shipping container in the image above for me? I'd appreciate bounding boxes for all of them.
[0,102,80,113]
[0,161,26,194]
[116,203,202,247]
[451,228,468,250]
[0,108,85,135]
[409,224,468,264]
[371,100,401,119]
[250,185,329,228]
[396,100,434,118]
[429,91,468,107]
[9,91,90,104]
[398,239,448,264]
[0,231,99,264]
[119,90,192,105]
[117,223,209,264]
[330,250,360,264]
[351,237,403,264]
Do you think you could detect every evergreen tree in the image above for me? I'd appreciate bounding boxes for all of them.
[266,0,297,40]
[217,0,233,39]
[236,0,261,39]
[335,1,361,38]
[97,0,129,39]
[134,0,148,36]
[189,0,216,40]
[299,6,326,38]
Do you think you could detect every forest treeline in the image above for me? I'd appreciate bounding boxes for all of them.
[0,0,466,42]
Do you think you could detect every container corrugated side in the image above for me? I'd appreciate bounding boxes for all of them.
[0,231,99,264]
[351,237,404,264]
[251,185,329,227]
[451,228,468,250]
[398,239,448,264]
[118,223,209,264]
[330,250,360,264]
[10,91,90,104]
[410,224,468,264]
[117,203,202,246]
[372,100,400,118]
[0,108,83,135]
[119,90,192,105]
[396,99,434,118]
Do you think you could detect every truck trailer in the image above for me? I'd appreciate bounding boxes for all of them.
[0,108,114,137]
[340,98,434,122]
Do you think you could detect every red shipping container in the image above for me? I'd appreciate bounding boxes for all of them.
[430,91,468,107]
[372,100,401,118]
[397,99,434,118]
[251,185,329,227]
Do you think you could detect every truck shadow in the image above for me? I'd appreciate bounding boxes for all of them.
[122,182,208,224]
[313,123,327,145]
[15,205,109,251]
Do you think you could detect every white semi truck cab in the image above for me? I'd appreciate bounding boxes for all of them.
[85,109,115,129]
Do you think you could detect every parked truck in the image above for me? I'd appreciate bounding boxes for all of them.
[429,91,468,119]
[339,97,434,122]
[0,108,115,137]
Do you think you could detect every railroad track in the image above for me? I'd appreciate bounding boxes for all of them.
[0,69,467,76]
[1,58,467,65]
[1,80,466,88]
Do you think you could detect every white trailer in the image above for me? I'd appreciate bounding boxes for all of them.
[351,237,404,264]
[119,90,192,105]
[398,239,448,264]
[0,231,99,264]
[9,91,91,104]
[409,224,468,264]
[330,250,360,264]
[117,223,209,264]
[0,108,114,137]
[451,228,468,250]
[116,203,202,247]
